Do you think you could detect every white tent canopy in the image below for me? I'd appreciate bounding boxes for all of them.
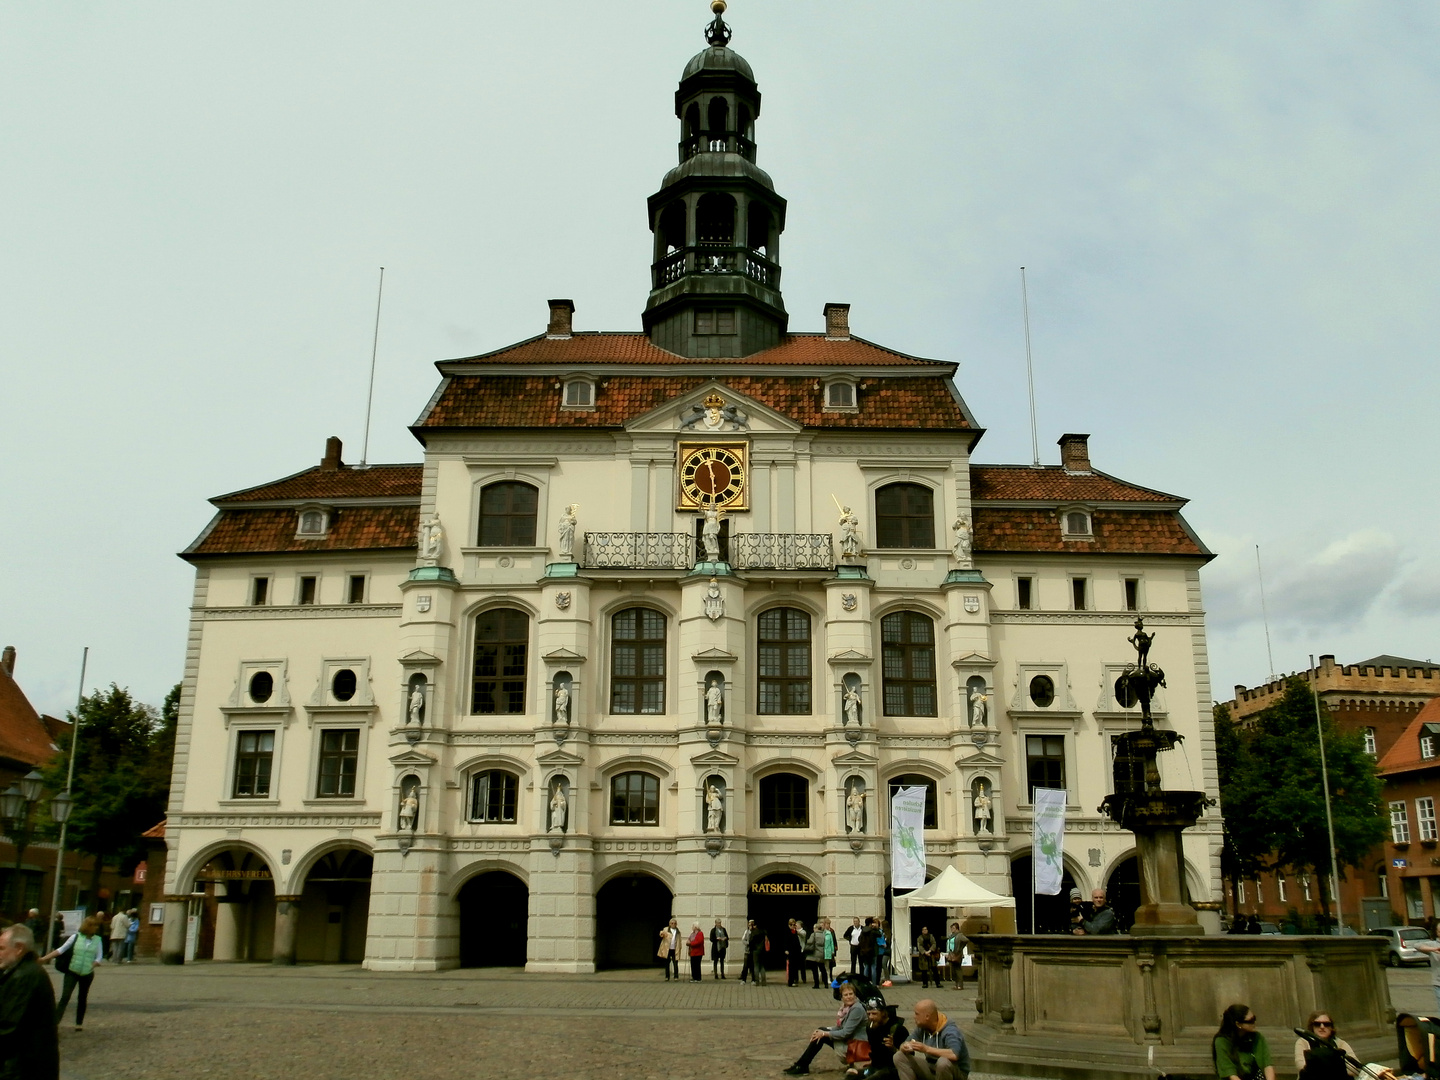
[890,866,1015,983]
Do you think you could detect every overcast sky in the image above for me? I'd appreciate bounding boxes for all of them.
[3,2,1437,718]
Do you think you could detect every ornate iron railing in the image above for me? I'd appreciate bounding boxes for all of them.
[729,533,834,571]
[679,135,757,163]
[650,246,780,290]
[582,532,694,570]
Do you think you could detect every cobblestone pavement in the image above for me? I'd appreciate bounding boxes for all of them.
[53,964,980,1080]
[51,963,1427,1080]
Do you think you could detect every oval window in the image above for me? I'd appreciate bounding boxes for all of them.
[1029,675,1055,708]
[332,669,357,702]
[249,671,274,704]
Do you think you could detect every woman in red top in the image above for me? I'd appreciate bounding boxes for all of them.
[688,923,706,982]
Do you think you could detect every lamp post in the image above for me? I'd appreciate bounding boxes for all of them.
[45,646,87,954]
[0,770,47,919]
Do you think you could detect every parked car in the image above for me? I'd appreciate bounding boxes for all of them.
[1367,926,1437,966]
[1257,922,1283,935]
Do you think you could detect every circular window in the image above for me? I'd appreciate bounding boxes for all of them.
[332,669,357,702]
[1029,675,1055,708]
[248,671,274,704]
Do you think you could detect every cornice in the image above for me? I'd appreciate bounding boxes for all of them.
[990,611,1197,625]
[199,604,403,621]
[171,812,381,828]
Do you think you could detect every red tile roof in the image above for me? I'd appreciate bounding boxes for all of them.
[185,505,420,557]
[419,375,971,431]
[141,820,166,840]
[215,464,422,504]
[0,669,63,769]
[447,332,947,368]
[971,466,1178,503]
[973,507,1208,557]
[1379,698,1440,775]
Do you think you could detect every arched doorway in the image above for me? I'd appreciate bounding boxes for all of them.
[458,870,528,967]
[193,848,275,961]
[595,872,672,969]
[1010,854,1077,935]
[748,872,820,970]
[1105,856,1141,934]
[295,848,372,963]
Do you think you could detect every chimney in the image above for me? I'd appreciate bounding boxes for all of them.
[823,302,851,340]
[546,299,575,339]
[0,647,13,678]
[320,436,343,472]
[1057,433,1091,474]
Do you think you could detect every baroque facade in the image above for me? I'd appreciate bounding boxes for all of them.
[161,7,1222,970]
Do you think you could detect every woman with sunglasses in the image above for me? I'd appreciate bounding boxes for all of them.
[1293,1013,1357,1080]
[1213,1003,1276,1080]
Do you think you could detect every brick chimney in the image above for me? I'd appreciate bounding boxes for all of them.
[320,436,343,472]
[1058,433,1091,474]
[824,302,851,340]
[547,299,575,339]
[0,647,13,678]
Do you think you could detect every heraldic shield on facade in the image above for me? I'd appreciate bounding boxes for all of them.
[163,3,1218,970]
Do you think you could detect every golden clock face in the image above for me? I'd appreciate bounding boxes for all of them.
[678,444,747,508]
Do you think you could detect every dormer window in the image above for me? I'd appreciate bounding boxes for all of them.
[824,380,857,410]
[1423,735,1436,760]
[296,507,329,538]
[1060,508,1093,540]
[562,378,595,409]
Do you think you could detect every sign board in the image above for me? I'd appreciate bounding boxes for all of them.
[133,863,147,885]
[749,882,818,895]
[59,910,84,938]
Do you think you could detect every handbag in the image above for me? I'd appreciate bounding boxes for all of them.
[54,942,71,975]
[844,1039,872,1066]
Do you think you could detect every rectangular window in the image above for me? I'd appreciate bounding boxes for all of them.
[1301,876,1312,902]
[1124,578,1139,612]
[347,575,366,604]
[1237,880,1246,905]
[1364,727,1377,755]
[610,773,660,826]
[1391,801,1411,843]
[564,380,594,406]
[1423,736,1435,760]
[469,771,519,823]
[1017,577,1033,610]
[251,577,270,606]
[1419,797,1437,842]
[1025,734,1066,802]
[232,730,275,798]
[759,775,810,828]
[825,382,855,408]
[611,609,666,714]
[1379,873,1388,899]
[315,729,359,798]
[1277,876,1287,903]
[1071,577,1088,611]
[695,308,735,335]
[757,608,811,715]
[1254,878,1262,904]
[298,575,318,605]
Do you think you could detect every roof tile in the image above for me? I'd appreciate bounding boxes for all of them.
[448,332,945,368]
[973,507,1207,557]
[216,464,422,504]
[0,671,63,768]
[1378,698,1440,775]
[971,465,1177,503]
[187,506,419,557]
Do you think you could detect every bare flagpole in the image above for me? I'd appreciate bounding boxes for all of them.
[359,267,385,467]
[1311,654,1344,931]
[1255,545,1277,682]
[1021,267,1041,469]
[46,646,87,952]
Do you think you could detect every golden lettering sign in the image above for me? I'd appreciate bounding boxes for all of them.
[199,869,272,880]
[749,882,818,895]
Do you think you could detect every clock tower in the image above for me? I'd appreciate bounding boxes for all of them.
[643,1,788,358]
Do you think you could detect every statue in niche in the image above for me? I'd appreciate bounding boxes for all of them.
[842,684,861,727]
[418,513,444,563]
[554,681,570,726]
[548,779,568,834]
[969,686,989,728]
[952,513,974,567]
[704,577,724,621]
[705,679,724,726]
[407,681,426,727]
[972,780,992,835]
[557,504,578,560]
[398,781,419,833]
[845,779,867,835]
[837,505,863,561]
[701,507,722,563]
[705,781,724,833]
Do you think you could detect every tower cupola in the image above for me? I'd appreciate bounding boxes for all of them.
[643,1,788,357]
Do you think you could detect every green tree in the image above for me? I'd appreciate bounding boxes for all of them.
[1218,676,1386,920]
[41,683,178,909]
[1213,701,1261,907]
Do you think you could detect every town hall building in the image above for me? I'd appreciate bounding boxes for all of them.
[160,4,1222,969]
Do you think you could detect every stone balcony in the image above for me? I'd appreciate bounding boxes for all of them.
[579,532,833,571]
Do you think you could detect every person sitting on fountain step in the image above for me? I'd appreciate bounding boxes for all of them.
[1213,1004,1276,1080]
[847,995,909,1080]
[783,981,867,1076]
[1293,1012,1360,1080]
[895,999,969,1080]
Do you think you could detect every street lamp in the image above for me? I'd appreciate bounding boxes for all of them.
[49,790,72,826]
[0,771,53,921]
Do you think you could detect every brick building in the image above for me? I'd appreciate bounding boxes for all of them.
[1377,697,1440,932]
[1224,654,1440,930]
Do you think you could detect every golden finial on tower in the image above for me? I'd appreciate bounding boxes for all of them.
[705,0,732,46]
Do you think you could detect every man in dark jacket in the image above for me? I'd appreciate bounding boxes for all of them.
[858,919,880,984]
[0,923,58,1080]
[848,995,909,1080]
[1077,889,1117,936]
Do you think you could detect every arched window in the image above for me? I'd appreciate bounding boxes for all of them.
[757,608,811,715]
[707,95,729,136]
[611,771,660,825]
[738,103,754,140]
[469,770,519,823]
[696,192,736,246]
[759,773,809,828]
[747,202,772,255]
[473,608,529,714]
[888,773,938,829]
[881,611,937,716]
[611,608,666,714]
[875,483,934,548]
[478,481,538,546]
[685,102,701,137]
[659,201,687,255]
[1065,511,1091,536]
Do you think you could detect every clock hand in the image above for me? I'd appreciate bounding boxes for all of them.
[705,458,718,493]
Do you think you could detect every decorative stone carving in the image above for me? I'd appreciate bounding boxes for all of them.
[415,595,432,613]
[952,513,974,567]
[840,592,858,612]
[678,391,748,432]
[554,681,570,727]
[842,682,862,728]
[845,777,867,834]
[554,591,572,610]
[418,514,444,564]
[969,685,990,728]
[406,677,426,727]
[547,777,568,834]
[703,576,724,621]
[837,505,863,561]
[398,777,420,834]
[963,594,981,614]
[705,778,725,833]
[701,508,722,563]
[705,677,724,726]
[557,504,578,560]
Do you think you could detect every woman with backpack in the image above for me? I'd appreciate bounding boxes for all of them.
[41,916,104,1031]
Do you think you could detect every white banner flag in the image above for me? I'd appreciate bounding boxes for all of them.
[891,785,928,890]
[1031,787,1067,896]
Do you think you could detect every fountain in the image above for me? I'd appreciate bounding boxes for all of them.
[964,620,1396,1079]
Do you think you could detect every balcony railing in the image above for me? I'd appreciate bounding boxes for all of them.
[679,134,757,162]
[582,532,694,570]
[650,246,781,291]
[730,533,834,570]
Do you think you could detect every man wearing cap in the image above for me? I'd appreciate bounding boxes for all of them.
[896,999,969,1080]
[847,994,909,1080]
